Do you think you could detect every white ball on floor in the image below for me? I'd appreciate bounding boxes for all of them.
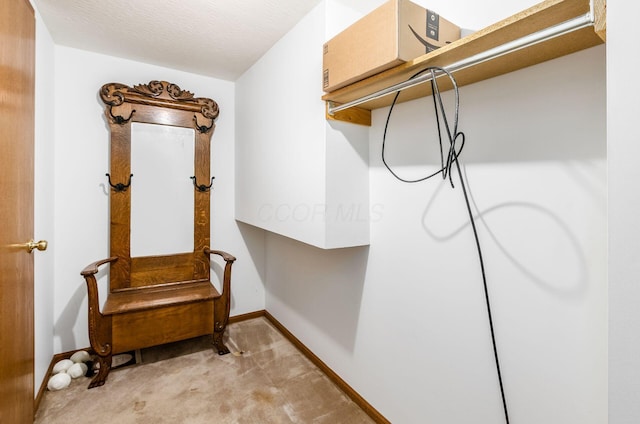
[66,362,88,379]
[47,373,71,391]
[52,359,74,374]
[70,350,91,363]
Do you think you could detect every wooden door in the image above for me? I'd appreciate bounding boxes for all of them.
[0,0,36,422]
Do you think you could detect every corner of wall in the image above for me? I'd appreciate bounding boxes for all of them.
[33,4,57,396]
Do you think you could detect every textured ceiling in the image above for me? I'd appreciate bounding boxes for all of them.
[33,0,323,81]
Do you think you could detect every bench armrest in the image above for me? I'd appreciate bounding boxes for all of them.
[203,247,235,339]
[81,257,119,277]
[203,248,236,263]
[81,257,118,320]
[80,257,118,360]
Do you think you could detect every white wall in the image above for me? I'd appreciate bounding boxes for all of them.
[51,47,265,353]
[251,1,607,422]
[608,1,640,422]
[33,4,56,393]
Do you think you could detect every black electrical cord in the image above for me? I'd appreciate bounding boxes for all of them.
[382,67,510,424]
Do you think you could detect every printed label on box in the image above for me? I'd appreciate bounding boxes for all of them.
[408,23,438,54]
[427,10,439,40]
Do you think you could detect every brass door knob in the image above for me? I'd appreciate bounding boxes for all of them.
[24,239,48,253]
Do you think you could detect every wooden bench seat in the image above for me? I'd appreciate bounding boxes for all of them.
[103,281,218,315]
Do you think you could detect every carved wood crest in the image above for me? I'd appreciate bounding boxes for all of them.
[100,80,219,133]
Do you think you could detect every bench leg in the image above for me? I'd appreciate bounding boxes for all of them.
[213,292,230,355]
[89,354,112,388]
[212,255,233,355]
[213,326,230,355]
[84,267,115,388]
[86,296,114,388]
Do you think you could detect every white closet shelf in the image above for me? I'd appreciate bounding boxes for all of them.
[322,0,606,126]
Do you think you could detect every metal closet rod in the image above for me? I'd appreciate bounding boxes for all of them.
[328,11,596,115]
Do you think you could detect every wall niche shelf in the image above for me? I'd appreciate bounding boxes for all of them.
[322,0,606,126]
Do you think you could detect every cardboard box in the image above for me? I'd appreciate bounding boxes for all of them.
[322,0,460,92]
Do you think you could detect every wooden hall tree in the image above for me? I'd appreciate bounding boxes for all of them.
[81,81,235,388]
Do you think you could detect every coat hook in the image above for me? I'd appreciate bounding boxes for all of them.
[106,173,133,192]
[190,176,214,192]
[108,107,136,125]
[193,115,214,134]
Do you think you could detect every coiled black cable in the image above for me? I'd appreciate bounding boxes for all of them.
[382,67,510,424]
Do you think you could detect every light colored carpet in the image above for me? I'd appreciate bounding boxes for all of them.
[35,317,374,424]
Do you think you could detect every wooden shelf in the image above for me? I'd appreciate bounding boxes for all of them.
[322,0,605,126]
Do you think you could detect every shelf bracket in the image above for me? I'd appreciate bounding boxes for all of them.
[592,0,606,41]
[326,101,371,126]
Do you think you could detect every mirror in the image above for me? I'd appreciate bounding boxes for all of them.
[130,122,195,257]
